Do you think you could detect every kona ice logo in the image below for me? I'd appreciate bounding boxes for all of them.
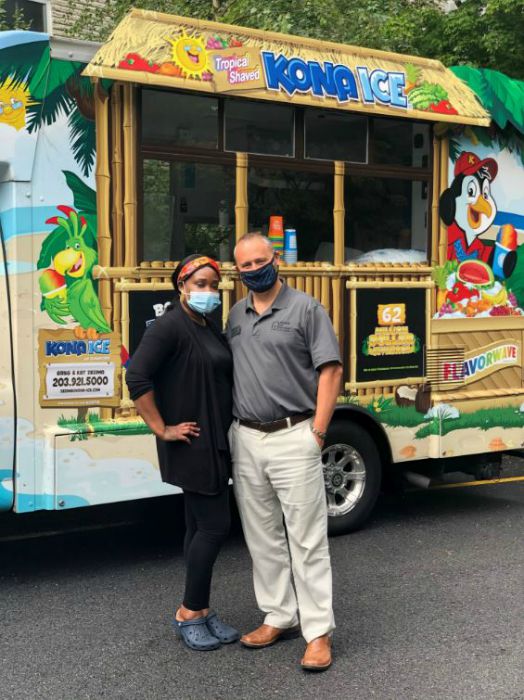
[442,343,519,382]
[45,340,111,357]
[262,52,407,107]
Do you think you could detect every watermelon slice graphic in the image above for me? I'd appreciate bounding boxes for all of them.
[457,260,494,287]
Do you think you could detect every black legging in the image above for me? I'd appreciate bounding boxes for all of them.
[182,488,231,611]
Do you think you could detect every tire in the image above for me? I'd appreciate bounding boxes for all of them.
[322,419,382,536]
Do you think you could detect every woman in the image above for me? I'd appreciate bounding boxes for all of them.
[125,253,238,651]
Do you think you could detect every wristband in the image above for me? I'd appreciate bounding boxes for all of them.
[311,425,327,440]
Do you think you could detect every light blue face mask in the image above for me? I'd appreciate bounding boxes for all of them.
[186,291,221,315]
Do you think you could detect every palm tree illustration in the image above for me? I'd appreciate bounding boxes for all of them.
[0,36,110,176]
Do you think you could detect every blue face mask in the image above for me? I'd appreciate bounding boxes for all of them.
[240,257,278,293]
[186,291,221,315]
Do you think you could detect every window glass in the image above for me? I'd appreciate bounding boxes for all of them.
[225,100,294,156]
[344,176,428,262]
[142,160,235,261]
[4,0,45,30]
[372,119,430,167]
[248,167,333,262]
[305,109,367,162]
[141,91,219,149]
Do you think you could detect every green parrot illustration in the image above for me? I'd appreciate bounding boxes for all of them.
[39,204,111,339]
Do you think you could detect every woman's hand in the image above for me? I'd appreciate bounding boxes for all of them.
[161,422,200,443]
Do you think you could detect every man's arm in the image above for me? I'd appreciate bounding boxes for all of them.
[304,301,343,445]
[313,362,343,446]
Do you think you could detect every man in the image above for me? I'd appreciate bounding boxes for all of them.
[226,232,343,671]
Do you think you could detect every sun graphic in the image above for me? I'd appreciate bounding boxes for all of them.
[0,77,33,131]
[167,32,209,78]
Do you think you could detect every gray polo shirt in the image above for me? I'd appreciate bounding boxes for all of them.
[226,283,341,422]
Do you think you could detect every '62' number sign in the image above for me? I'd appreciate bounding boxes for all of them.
[377,303,406,326]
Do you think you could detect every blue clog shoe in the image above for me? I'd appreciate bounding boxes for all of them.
[205,611,240,644]
[173,616,221,651]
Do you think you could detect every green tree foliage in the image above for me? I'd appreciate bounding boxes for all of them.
[66,0,524,79]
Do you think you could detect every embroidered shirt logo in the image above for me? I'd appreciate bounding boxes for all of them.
[271,321,292,332]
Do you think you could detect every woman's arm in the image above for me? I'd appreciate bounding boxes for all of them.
[126,313,200,442]
[134,391,200,443]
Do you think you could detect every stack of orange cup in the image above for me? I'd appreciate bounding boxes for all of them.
[268,215,284,253]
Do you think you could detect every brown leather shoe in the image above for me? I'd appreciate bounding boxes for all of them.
[240,623,300,648]
[300,634,332,671]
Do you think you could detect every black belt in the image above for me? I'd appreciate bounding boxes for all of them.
[237,412,312,433]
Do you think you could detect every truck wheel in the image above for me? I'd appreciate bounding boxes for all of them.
[322,420,382,536]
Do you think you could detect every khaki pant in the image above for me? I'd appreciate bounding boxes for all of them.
[230,418,335,642]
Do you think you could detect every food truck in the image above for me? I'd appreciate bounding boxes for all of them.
[2,11,524,533]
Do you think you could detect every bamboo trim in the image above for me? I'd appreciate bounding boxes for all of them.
[305,272,313,296]
[92,264,345,279]
[313,275,321,303]
[333,161,345,265]
[346,280,434,289]
[111,85,124,415]
[111,84,124,267]
[222,288,231,330]
[120,287,132,414]
[235,152,248,241]
[115,279,235,292]
[320,276,330,312]
[93,80,112,328]
[331,278,342,342]
[346,377,426,390]
[431,133,440,267]
[425,287,433,351]
[432,317,524,333]
[346,265,433,274]
[123,83,137,268]
[432,387,524,402]
[438,137,449,266]
[349,287,357,384]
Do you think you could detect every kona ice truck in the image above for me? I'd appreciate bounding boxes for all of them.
[2,13,524,534]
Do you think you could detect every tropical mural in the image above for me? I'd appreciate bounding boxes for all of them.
[0,31,109,175]
[435,130,524,319]
[0,32,175,513]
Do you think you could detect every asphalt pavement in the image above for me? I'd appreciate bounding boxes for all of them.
[1,467,523,700]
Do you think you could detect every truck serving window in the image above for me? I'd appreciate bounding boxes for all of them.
[142,159,235,262]
[247,167,333,262]
[344,176,428,262]
[139,88,432,264]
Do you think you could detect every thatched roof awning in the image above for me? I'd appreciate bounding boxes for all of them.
[84,9,490,127]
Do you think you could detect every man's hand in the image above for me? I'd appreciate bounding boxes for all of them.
[314,362,343,445]
[312,432,325,449]
[161,422,200,443]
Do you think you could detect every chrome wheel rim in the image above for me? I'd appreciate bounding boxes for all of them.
[322,443,366,517]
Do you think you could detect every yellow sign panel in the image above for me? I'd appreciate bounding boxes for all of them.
[38,329,121,408]
[209,48,265,93]
[377,303,406,326]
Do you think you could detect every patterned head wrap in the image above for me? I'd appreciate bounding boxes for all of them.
[177,256,221,283]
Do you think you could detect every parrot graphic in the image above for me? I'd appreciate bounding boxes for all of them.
[38,205,111,339]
